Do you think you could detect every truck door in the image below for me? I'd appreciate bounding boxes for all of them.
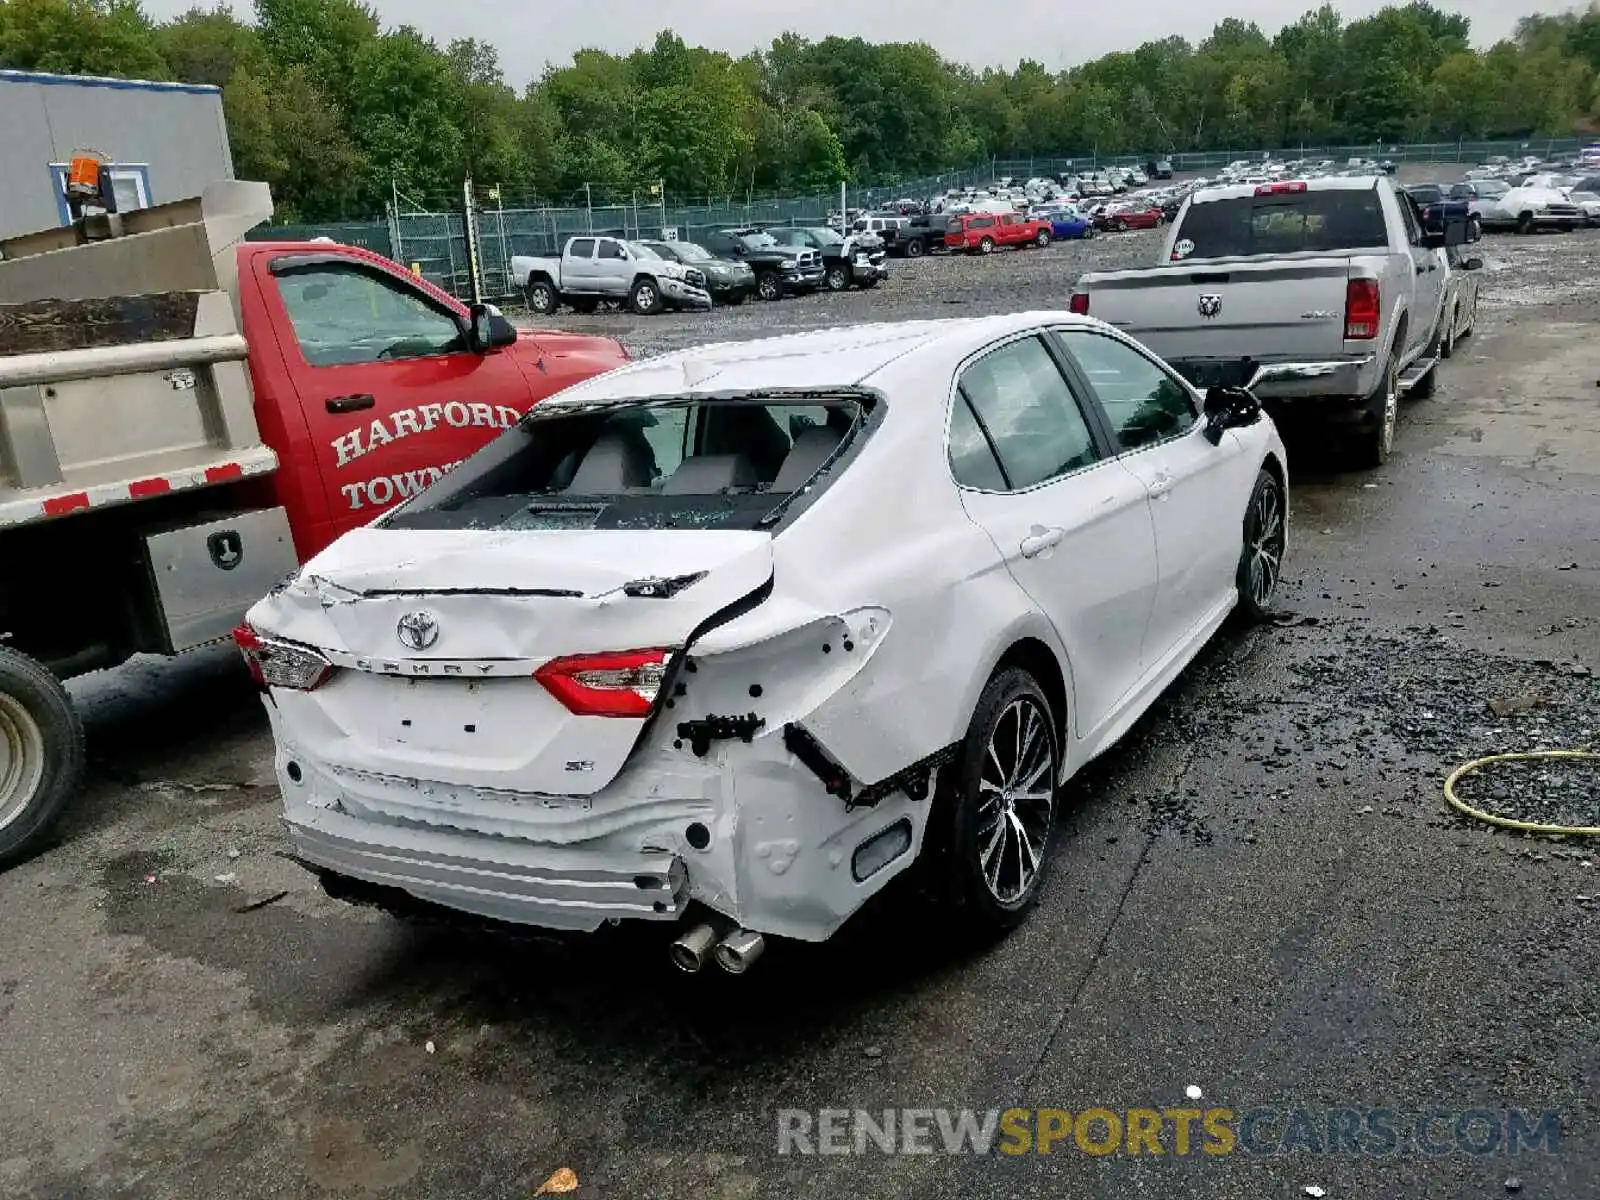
[593,238,629,297]
[254,251,534,553]
[561,238,598,294]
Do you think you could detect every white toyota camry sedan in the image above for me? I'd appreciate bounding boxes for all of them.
[237,312,1288,973]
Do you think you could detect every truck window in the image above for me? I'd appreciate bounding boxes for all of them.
[276,264,466,368]
[1055,330,1196,450]
[568,238,597,258]
[597,240,624,259]
[971,217,994,230]
[1175,189,1388,257]
[954,335,1099,491]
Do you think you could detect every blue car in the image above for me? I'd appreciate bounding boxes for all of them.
[1039,206,1096,240]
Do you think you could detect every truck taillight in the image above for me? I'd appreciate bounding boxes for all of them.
[1255,181,1307,195]
[1069,292,1089,315]
[1344,278,1380,340]
[231,623,335,692]
[535,649,669,717]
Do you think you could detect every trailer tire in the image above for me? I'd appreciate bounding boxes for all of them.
[0,646,84,867]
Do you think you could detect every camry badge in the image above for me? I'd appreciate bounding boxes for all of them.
[396,610,440,651]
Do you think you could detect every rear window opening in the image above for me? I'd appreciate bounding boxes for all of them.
[383,395,870,533]
[1175,188,1388,258]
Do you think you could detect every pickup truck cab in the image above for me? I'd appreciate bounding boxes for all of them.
[701,228,823,300]
[1070,176,1466,467]
[511,235,711,316]
[0,181,629,864]
[945,211,1052,254]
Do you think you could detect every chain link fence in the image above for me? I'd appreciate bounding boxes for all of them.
[244,136,1587,303]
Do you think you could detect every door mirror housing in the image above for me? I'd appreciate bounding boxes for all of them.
[468,302,518,353]
[1201,385,1263,445]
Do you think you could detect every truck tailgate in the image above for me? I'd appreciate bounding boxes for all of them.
[1077,256,1357,377]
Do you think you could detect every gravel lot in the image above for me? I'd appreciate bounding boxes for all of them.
[2,196,1598,1199]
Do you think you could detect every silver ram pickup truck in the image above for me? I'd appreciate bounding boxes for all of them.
[1070,176,1476,466]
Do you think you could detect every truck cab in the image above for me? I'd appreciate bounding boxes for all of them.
[0,180,630,865]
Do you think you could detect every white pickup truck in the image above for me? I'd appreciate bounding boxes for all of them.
[1070,176,1473,466]
[511,235,712,317]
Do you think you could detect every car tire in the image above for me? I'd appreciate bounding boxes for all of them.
[629,277,664,315]
[1461,293,1476,339]
[1352,347,1400,469]
[1235,469,1287,623]
[756,271,782,301]
[1468,215,1482,241]
[1083,225,1096,239]
[978,237,995,255]
[825,264,850,292]
[524,279,557,316]
[1034,229,1051,247]
[1440,305,1458,359]
[928,667,1059,937]
[1115,219,1128,232]
[1516,211,1534,234]
[0,646,85,867]
[905,238,925,258]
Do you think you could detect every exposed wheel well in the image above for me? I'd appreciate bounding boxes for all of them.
[994,637,1069,750]
[1260,451,1286,495]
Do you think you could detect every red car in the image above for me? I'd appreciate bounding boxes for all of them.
[944,211,1053,254]
[1094,203,1166,233]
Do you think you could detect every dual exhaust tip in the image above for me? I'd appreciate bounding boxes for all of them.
[670,923,764,974]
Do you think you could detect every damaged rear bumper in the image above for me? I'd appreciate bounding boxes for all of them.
[285,807,689,929]
[269,707,934,943]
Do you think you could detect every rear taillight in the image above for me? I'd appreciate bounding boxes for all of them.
[1069,292,1089,315]
[231,623,336,691]
[1344,278,1380,340]
[535,649,669,717]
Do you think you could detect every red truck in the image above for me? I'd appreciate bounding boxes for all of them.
[0,180,629,864]
[944,210,1054,254]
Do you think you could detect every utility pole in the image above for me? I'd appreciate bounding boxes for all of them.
[659,178,666,238]
[584,182,593,234]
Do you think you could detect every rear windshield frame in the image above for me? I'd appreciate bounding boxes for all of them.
[1174,184,1390,258]
[380,387,884,537]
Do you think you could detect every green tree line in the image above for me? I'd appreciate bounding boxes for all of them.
[2,0,1597,221]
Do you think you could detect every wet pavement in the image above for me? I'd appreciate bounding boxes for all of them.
[3,227,1598,1199]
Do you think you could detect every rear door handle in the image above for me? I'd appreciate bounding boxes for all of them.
[325,393,376,414]
[1019,527,1063,558]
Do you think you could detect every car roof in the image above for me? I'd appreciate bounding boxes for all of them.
[537,313,1104,406]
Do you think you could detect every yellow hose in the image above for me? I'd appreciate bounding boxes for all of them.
[1443,750,1600,836]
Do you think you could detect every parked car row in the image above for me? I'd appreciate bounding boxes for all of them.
[510,226,889,316]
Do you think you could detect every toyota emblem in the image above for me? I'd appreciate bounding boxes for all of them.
[396,611,440,651]
[1198,294,1222,318]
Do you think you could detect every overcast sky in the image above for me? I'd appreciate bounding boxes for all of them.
[144,0,1540,88]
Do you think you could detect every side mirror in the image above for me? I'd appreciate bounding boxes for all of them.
[1202,385,1262,444]
[468,302,518,353]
